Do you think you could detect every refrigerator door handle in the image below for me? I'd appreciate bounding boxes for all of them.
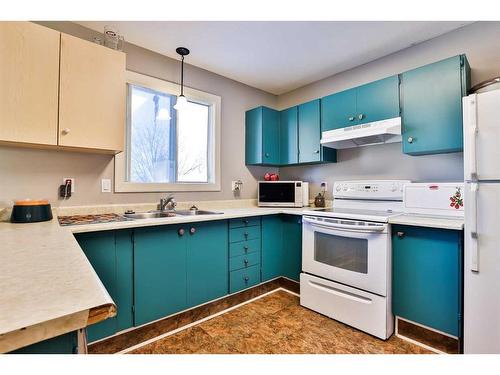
[470,182,479,272]
[465,95,478,181]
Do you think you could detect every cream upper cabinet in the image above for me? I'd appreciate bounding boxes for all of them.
[0,22,60,145]
[59,33,126,152]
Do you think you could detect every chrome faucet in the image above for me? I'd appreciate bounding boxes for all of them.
[159,195,177,212]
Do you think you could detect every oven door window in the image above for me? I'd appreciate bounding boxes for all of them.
[314,232,368,274]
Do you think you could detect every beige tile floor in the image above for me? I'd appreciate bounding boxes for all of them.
[129,290,430,354]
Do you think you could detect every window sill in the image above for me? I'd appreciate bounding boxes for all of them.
[114,181,221,193]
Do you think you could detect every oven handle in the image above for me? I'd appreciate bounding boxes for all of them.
[303,216,386,233]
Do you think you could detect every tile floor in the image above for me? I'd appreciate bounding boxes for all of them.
[128,290,430,354]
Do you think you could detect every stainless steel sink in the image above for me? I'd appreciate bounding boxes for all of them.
[123,211,177,219]
[175,209,222,216]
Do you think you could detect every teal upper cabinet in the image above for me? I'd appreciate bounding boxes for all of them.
[245,106,280,165]
[186,220,229,307]
[321,87,357,131]
[321,75,399,131]
[356,75,400,124]
[392,225,462,337]
[134,225,187,326]
[279,106,298,164]
[401,55,470,155]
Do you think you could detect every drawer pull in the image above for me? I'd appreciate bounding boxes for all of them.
[243,245,249,252]
[243,219,249,224]
[244,276,249,282]
[244,259,249,265]
[244,232,249,238]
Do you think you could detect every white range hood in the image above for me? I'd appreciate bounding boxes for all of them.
[321,117,402,149]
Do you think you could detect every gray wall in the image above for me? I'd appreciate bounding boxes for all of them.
[0,22,278,208]
[279,21,500,199]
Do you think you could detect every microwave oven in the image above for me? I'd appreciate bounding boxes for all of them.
[258,181,309,207]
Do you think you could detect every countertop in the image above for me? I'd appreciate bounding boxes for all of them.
[0,204,463,352]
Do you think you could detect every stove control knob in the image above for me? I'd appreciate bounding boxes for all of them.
[335,185,341,192]
[342,184,348,192]
[390,184,397,192]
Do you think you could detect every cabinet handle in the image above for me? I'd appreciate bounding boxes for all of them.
[397,231,405,238]
[178,228,185,236]
[358,114,364,120]
[265,153,270,157]
[244,276,249,282]
[244,259,249,266]
[189,227,196,235]
[243,219,249,224]
[407,137,414,144]
[314,150,320,154]
[243,245,249,252]
[244,232,249,238]
[62,128,71,135]
[348,116,355,121]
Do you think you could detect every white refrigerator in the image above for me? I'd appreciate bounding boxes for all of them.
[463,88,500,353]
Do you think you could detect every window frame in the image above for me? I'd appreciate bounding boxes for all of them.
[115,70,221,192]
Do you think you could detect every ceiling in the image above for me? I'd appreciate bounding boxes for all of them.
[77,21,472,95]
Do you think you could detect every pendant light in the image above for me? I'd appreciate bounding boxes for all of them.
[173,47,190,111]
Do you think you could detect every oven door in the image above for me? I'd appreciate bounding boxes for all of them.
[302,215,389,296]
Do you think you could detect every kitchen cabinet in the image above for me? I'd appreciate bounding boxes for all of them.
[186,220,228,307]
[321,75,400,131]
[75,230,134,342]
[9,331,78,354]
[401,55,470,155]
[0,22,60,146]
[392,225,463,337]
[245,106,280,165]
[59,33,126,152]
[134,225,187,326]
[262,215,302,282]
[280,106,298,164]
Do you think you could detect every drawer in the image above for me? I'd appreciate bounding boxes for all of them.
[229,225,260,243]
[230,264,261,293]
[229,251,261,272]
[229,216,261,229]
[229,238,261,258]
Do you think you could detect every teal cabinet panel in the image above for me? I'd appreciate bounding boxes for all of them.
[281,215,303,282]
[186,220,229,307]
[401,55,470,155]
[261,215,284,281]
[392,225,462,337]
[298,99,321,163]
[10,331,78,354]
[229,216,261,229]
[356,75,400,124]
[115,230,134,331]
[229,238,260,258]
[229,251,261,271]
[134,225,187,326]
[280,106,298,164]
[262,107,280,164]
[230,264,261,293]
[229,225,260,243]
[245,107,262,165]
[321,88,357,131]
[75,231,117,342]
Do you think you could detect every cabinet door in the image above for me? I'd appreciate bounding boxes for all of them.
[281,215,302,282]
[401,55,468,155]
[0,22,59,145]
[186,220,229,307]
[321,88,357,131]
[280,106,298,165]
[59,33,126,152]
[262,107,280,164]
[392,225,462,337]
[298,99,321,163]
[134,225,187,326]
[356,75,400,124]
[10,331,78,354]
[115,230,134,332]
[75,232,117,342]
[245,107,263,165]
[261,215,283,281]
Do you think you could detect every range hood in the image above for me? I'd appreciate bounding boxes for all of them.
[321,117,402,149]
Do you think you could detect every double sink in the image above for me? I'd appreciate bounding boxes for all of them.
[124,209,222,220]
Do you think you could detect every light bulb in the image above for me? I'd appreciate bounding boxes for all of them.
[156,108,171,121]
[174,95,188,110]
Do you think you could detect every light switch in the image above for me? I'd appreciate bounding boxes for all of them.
[101,179,112,193]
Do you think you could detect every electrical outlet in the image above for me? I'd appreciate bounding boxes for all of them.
[321,181,328,191]
[101,179,112,193]
[232,180,243,192]
[62,178,75,193]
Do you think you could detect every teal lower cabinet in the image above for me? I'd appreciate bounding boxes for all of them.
[134,225,188,326]
[9,331,78,354]
[75,230,134,343]
[392,225,463,337]
[262,215,302,282]
[186,220,229,307]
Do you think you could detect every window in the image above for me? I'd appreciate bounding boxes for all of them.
[115,71,221,192]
